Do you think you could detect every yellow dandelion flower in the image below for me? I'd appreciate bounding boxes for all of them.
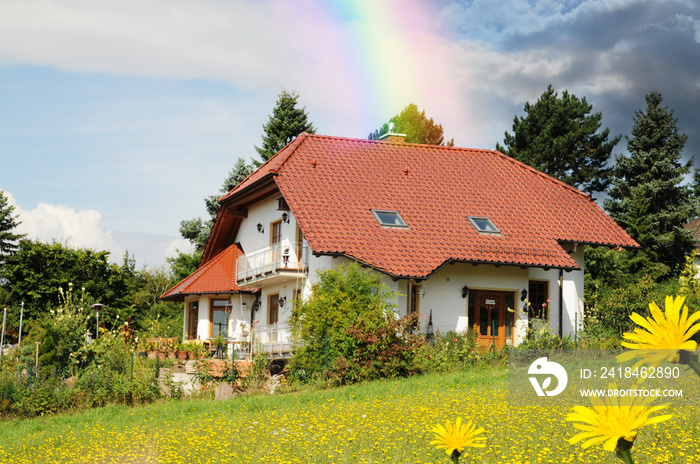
[618,295,700,368]
[566,385,672,455]
[430,417,485,461]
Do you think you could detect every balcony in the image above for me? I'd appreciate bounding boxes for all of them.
[236,241,309,286]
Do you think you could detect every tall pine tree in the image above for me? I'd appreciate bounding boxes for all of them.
[255,90,316,165]
[0,190,24,256]
[605,91,695,276]
[497,85,619,196]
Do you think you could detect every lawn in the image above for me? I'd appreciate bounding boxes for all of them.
[0,367,697,463]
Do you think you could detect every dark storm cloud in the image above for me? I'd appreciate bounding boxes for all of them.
[441,0,700,167]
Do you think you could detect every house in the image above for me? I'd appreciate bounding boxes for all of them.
[160,133,638,354]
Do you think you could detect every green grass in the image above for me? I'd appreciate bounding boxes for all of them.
[1,367,697,463]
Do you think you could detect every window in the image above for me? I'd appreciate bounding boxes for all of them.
[467,216,500,234]
[371,209,408,227]
[210,299,229,338]
[528,281,549,320]
[271,220,282,246]
[187,301,199,340]
[268,294,279,325]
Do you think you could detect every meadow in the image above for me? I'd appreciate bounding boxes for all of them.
[0,367,697,464]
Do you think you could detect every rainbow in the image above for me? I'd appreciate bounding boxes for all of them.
[326,0,457,131]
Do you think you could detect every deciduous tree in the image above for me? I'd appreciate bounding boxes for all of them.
[369,103,454,146]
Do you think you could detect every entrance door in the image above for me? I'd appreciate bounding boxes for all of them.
[468,290,515,348]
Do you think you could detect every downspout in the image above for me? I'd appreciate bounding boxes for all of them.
[558,270,564,338]
[182,302,187,342]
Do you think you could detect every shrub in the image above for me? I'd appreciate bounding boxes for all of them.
[584,275,657,336]
[413,329,480,373]
[516,322,575,350]
[288,262,400,381]
[336,311,424,384]
[241,351,270,391]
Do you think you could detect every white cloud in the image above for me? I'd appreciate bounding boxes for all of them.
[164,238,196,260]
[6,191,123,259]
[5,190,195,268]
[0,0,361,117]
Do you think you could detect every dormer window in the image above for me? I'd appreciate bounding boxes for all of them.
[371,209,408,228]
[468,216,500,234]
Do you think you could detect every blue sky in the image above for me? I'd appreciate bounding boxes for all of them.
[1,0,699,269]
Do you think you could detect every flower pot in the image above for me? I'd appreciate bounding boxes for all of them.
[177,351,189,361]
[156,351,167,360]
[147,351,157,360]
[167,351,177,360]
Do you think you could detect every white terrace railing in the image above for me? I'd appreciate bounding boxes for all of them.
[227,322,293,360]
[254,323,293,358]
[236,241,308,283]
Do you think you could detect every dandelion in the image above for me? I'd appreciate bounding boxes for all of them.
[430,417,485,463]
[617,295,700,376]
[566,384,672,464]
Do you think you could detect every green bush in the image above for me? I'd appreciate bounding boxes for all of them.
[413,329,481,373]
[584,275,657,336]
[289,262,400,381]
[516,321,575,350]
[333,311,424,384]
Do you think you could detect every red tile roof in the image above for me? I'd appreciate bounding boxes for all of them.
[218,134,638,278]
[684,217,700,241]
[160,243,256,300]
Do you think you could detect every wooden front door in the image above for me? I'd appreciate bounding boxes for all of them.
[468,290,515,348]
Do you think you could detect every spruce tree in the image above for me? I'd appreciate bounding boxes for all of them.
[0,190,24,256]
[605,91,695,276]
[255,90,316,165]
[497,85,619,196]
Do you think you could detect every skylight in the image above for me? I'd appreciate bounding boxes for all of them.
[371,210,408,228]
[468,216,500,234]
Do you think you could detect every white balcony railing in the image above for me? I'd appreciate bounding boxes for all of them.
[236,241,308,283]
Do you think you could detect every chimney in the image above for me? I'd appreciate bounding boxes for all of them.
[380,133,406,143]
[378,122,406,143]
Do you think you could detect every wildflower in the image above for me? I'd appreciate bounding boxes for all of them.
[618,295,700,376]
[566,384,672,463]
[430,417,485,463]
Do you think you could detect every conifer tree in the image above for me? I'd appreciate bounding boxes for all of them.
[0,190,24,256]
[497,85,619,196]
[605,91,695,275]
[255,90,316,165]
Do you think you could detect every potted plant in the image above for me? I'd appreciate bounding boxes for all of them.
[213,334,227,359]
[187,341,206,360]
[176,342,189,361]
[146,341,158,360]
